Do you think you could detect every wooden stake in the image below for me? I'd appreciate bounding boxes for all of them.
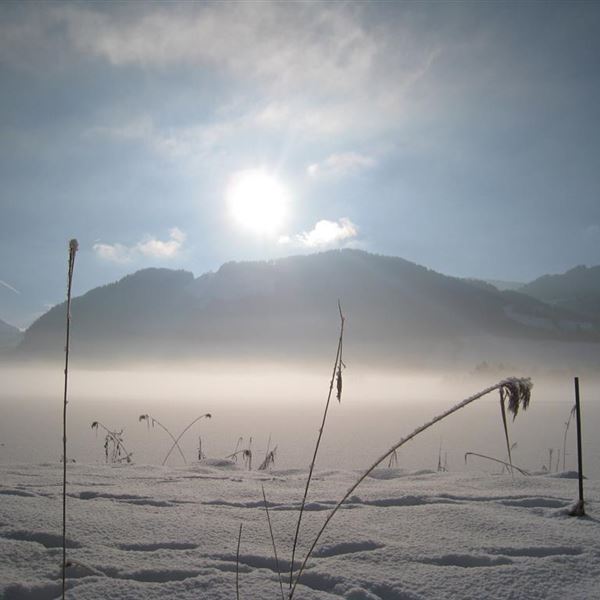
[569,377,585,516]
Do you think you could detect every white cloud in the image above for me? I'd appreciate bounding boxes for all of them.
[307,152,376,179]
[2,3,439,139]
[93,227,186,263]
[293,218,359,248]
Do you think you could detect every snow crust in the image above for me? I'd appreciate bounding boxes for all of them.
[1,463,598,599]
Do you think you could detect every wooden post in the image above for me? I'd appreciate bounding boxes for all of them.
[569,377,585,517]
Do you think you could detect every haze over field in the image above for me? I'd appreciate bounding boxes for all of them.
[2,3,600,599]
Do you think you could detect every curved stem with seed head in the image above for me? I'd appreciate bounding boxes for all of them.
[139,414,187,465]
[91,421,133,462]
[162,414,211,466]
[289,377,532,599]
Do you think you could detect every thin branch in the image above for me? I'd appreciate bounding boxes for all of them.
[289,301,344,587]
[262,485,285,600]
[289,377,532,599]
[562,404,576,471]
[464,452,530,476]
[62,239,78,600]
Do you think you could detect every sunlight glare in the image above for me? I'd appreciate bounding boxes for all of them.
[227,169,289,236]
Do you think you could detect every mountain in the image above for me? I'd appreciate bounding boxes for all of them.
[14,250,600,365]
[519,265,600,321]
[0,318,22,351]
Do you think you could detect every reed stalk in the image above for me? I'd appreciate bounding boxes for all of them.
[262,485,285,600]
[61,239,78,600]
[236,523,243,600]
[289,301,345,587]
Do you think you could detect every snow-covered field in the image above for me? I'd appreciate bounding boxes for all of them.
[1,462,598,599]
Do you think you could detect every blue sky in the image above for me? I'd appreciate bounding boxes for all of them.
[1,1,599,327]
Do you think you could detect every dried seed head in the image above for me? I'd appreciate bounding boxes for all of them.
[91,421,98,430]
[138,414,148,422]
[69,239,79,253]
[500,377,532,419]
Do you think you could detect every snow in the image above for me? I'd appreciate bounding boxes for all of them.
[1,462,598,600]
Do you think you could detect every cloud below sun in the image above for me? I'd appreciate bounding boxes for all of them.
[279,218,359,249]
[93,227,186,263]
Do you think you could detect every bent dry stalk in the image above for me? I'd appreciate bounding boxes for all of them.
[139,414,187,464]
[162,413,212,466]
[289,377,532,599]
[91,421,133,463]
[464,451,530,476]
[62,238,78,600]
[289,301,345,588]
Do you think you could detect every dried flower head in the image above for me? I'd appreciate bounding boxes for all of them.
[499,377,532,419]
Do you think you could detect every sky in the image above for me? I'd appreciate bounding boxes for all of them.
[1,1,599,328]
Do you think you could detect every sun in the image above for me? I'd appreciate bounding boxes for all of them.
[226,169,289,236]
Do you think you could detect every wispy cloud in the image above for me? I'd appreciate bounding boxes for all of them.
[280,218,359,248]
[93,227,186,263]
[2,3,439,141]
[0,279,20,294]
[307,152,376,179]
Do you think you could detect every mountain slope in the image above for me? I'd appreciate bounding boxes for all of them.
[15,250,600,364]
[0,317,22,351]
[519,265,600,320]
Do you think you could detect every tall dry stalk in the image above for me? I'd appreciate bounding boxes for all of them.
[139,414,187,464]
[262,485,285,600]
[289,377,532,599]
[61,238,78,600]
[161,413,211,465]
[289,301,345,587]
[236,523,243,600]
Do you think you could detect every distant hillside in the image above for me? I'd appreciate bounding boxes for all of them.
[520,265,600,321]
[483,279,524,292]
[0,318,22,351]
[14,250,600,365]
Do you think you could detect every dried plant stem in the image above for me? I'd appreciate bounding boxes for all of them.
[562,405,576,471]
[464,452,529,475]
[236,523,243,600]
[62,239,78,600]
[289,377,532,599]
[139,414,187,464]
[91,421,133,462]
[262,485,285,600]
[499,389,514,477]
[162,413,211,466]
[289,301,344,587]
